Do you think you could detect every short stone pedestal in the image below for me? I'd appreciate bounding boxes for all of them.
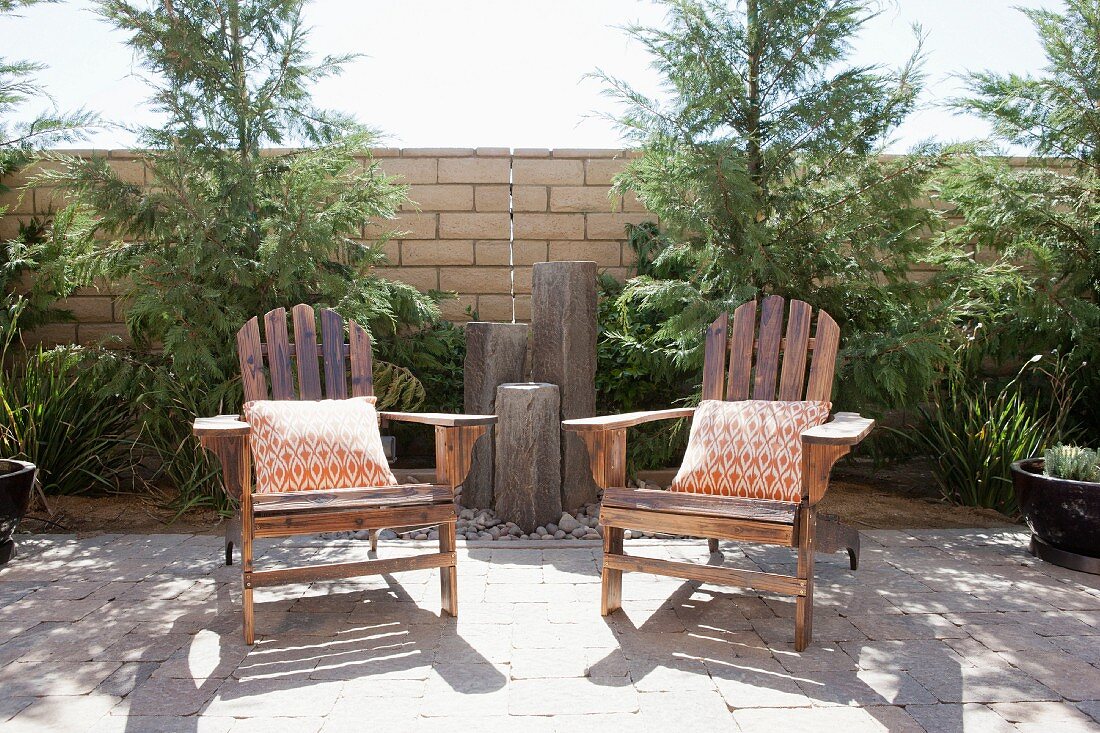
[493,383,562,532]
[531,261,599,511]
[463,322,529,509]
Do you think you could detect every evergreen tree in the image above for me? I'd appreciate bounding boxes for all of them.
[44,0,441,506]
[939,0,1100,434]
[1,0,97,342]
[595,0,1005,409]
[0,0,94,181]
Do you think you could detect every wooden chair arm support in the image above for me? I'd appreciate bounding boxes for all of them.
[380,412,497,428]
[567,409,694,488]
[193,428,252,502]
[801,413,874,504]
[432,423,491,491]
[193,415,251,438]
[801,412,874,446]
[563,408,695,432]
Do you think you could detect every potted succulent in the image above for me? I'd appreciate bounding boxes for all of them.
[1011,445,1100,574]
[0,460,36,565]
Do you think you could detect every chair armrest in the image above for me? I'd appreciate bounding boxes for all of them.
[193,415,251,437]
[801,412,874,446]
[563,408,695,432]
[801,413,874,504]
[379,412,497,428]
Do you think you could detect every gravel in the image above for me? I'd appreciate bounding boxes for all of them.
[324,478,691,542]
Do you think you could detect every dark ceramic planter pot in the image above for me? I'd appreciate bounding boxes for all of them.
[1011,458,1100,574]
[0,459,36,565]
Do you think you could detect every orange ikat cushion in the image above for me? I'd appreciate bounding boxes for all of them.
[243,396,397,494]
[670,399,831,502]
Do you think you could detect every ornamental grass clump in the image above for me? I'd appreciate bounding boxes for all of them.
[0,346,136,496]
[1044,445,1100,483]
[914,380,1047,515]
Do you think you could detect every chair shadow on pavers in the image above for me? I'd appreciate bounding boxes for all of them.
[119,540,503,732]
[583,543,985,733]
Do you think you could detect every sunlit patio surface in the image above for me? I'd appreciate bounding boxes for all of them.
[0,530,1098,732]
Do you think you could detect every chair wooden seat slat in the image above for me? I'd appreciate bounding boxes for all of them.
[252,503,458,539]
[251,484,452,514]
[193,304,495,644]
[565,295,874,651]
[601,487,798,524]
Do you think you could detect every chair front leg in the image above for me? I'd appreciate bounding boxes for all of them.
[577,429,627,490]
[438,520,458,617]
[199,433,255,644]
[434,424,490,493]
[431,425,488,618]
[795,502,816,651]
[602,525,625,616]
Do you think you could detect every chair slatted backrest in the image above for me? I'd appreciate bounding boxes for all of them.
[236,304,374,402]
[701,295,839,404]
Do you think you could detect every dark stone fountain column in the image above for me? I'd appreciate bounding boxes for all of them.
[531,260,599,511]
[462,322,529,509]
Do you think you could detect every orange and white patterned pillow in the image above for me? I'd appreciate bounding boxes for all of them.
[670,399,831,502]
[243,396,396,494]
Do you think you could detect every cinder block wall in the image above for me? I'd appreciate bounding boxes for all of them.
[0,147,651,346]
[4,147,1023,348]
[368,147,648,324]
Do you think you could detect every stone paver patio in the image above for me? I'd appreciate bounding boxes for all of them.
[0,529,1098,731]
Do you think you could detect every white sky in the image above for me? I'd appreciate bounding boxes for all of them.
[3,0,1058,152]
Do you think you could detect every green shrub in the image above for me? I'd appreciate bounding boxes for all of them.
[596,225,696,473]
[376,319,466,413]
[1044,445,1100,483]
[939,1,1100,440]
[0,346,136,495]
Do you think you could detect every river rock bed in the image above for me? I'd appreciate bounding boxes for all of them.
[326,478,687,542]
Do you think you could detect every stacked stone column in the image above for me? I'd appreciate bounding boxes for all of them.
[460,261,599,530]
[531,261,599,512]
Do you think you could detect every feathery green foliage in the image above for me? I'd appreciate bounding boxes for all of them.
[940,0,1100,438]
[594,0,1008,411]
[597,223,694,472]
[1,0,97,344]
[42,0,440,508]
[1044,444,1100,483]
[375,319,466,413]
[373,361,426,412]
[0,0,96,183]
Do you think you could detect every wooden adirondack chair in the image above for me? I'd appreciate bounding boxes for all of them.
[192,305,495,644]
[564,296,873,651]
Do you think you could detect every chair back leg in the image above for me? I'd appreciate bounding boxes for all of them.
[438,521,458,617]
[794,504,817,651]
[601,526,625,615]
[224,515,241,566]
[707,538,720,554]
[816,514,861,571]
